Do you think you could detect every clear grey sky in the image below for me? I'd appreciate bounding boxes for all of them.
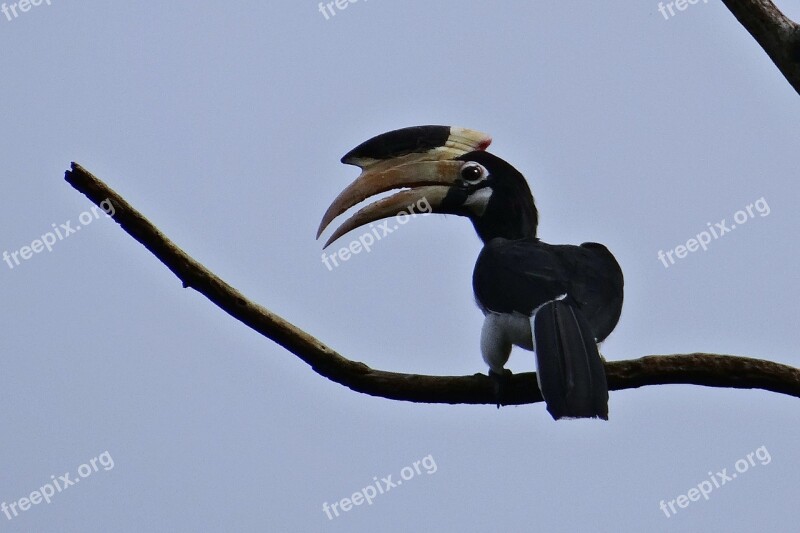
[2,1,798,531]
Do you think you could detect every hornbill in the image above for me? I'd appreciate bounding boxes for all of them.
[317,126,624,420]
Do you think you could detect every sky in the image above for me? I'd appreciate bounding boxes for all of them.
[1,1,799,532]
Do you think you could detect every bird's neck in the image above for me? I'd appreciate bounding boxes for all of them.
[473,201,538,243]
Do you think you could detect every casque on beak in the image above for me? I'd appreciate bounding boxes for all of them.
[317,126,491,248]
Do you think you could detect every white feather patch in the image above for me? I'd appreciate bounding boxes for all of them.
[480,312,534,373]
[464,188,492,216]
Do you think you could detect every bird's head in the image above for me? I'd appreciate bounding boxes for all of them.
[317,125,538,247]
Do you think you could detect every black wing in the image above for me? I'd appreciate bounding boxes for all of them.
[472,238,624,342]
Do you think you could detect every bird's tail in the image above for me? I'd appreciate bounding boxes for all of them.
[533,300,608,420]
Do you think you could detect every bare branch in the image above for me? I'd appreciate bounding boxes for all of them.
[64,163,800,407]
[721,0,800,94]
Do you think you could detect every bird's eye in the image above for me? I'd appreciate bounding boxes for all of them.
[460,162,486,182]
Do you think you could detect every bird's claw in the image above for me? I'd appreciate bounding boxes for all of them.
[488,369,513,409]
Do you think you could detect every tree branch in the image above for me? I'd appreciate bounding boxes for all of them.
[721,0,800,94]
[63,163,800,406]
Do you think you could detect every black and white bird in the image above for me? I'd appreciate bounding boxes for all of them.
[317,126,624,420]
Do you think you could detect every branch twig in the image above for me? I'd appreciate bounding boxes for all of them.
[721,0,800,94]
[64,163,800,406]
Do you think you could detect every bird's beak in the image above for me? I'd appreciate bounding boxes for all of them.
[317,126,491,248]
[318,160,464,248]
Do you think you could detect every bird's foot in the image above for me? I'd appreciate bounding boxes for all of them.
[488,368,513,409]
